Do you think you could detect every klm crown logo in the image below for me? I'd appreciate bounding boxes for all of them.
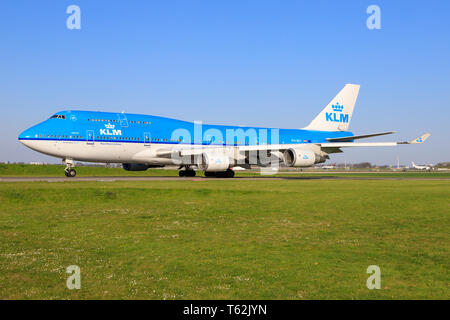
[105,123,115,129]
[331,103,344,112]
[326,102,349,123]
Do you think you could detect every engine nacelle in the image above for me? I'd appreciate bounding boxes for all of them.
[197,152,230,172]
[283,149,316,167]
[122,163,149,171]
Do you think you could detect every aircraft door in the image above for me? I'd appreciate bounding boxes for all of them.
[144,132,151,147]
[87,130,94,145]
[117,113,129,128]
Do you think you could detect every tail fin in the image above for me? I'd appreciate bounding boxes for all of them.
[304,84,360,131]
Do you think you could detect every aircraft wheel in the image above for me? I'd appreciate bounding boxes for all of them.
[204,171,215,177]
[226,169,235,178]
[66,169,76,178]
[179,170,185,177]
[187,170,196,177]
[215,171,227,178]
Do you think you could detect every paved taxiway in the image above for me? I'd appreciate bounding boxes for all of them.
[0,176,448,182]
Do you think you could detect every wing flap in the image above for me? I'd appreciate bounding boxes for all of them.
[320,133,430,147]
[326,131,396,142]
[320,142,397,147]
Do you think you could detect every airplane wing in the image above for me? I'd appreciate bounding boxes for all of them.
[325,131,396,142]
[320,133,431,148]
[153,133,431,159]
[319,142,397,147]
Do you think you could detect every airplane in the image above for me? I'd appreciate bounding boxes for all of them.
[320,163,337,169]
[411,161,433,171]
[18,84,431,178]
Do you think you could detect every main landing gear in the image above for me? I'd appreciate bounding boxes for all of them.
[178,167,235,178]
[179,168,196,177]
[63,159,77,178]
[204,169,235,178]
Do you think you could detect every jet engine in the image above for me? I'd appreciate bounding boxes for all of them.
[283,149,318,167]
[122,163,149,171]
[197,152,230,172]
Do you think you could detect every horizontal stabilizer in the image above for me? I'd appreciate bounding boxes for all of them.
[326,131,396,142]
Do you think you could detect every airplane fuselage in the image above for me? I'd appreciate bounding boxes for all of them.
[19,110,351,165]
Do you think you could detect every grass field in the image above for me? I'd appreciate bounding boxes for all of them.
[0,177,448,299]
[0,164,179,177]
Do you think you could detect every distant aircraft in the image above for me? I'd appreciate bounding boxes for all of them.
[18,84,430,178]
[411,161,433,171]
[321,163,337,169]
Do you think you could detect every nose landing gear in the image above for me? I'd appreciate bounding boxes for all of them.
[64,168,77,177]
[63,159,77,178]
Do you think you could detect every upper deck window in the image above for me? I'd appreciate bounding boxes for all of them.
[50,115,66,119]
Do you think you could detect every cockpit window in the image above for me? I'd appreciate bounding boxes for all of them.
[50,115,66,119]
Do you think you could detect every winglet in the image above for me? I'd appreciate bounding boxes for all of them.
[398,133,431,144]
[409,133,431,144]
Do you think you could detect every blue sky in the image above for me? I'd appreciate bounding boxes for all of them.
[1,0,449,165]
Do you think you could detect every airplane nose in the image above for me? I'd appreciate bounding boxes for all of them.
[18,127,38,147]
[18,125,45,152]
[18,128,33,142]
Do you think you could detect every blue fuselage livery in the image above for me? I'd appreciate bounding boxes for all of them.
[18,84,429,178]
[19,110,352,146]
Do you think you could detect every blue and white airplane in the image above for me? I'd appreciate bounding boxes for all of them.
[18,84,430,178]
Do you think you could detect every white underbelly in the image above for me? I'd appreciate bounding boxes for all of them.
[21,140,176,164]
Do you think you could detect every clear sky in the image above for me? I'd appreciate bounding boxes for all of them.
[1,0,449,165]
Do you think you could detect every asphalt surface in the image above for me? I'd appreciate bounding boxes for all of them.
[0,176,448,182]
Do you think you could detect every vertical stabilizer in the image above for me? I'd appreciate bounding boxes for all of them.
[304,84,360,131]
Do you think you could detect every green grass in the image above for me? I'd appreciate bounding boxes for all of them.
[0,179,448,299]
[0,164,180,177]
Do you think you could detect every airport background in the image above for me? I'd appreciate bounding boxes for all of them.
[1,1,449,165]
[0,1,449,301]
